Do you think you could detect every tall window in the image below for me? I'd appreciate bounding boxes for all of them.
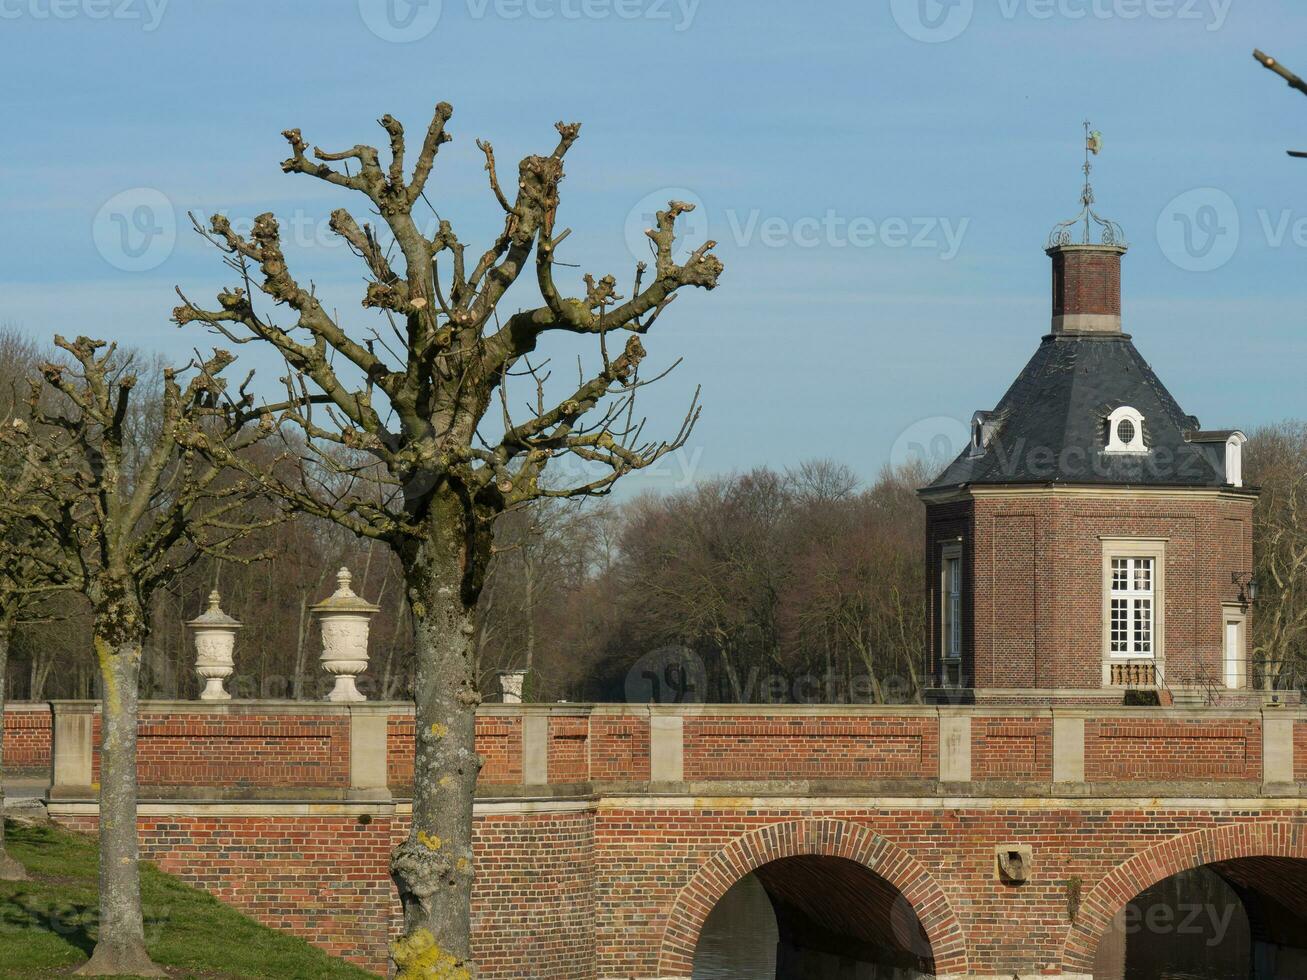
[945,557,961,659]
[941,545,962,686]
[1109,556,1154,657]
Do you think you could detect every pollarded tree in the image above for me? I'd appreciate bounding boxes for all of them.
[0,428,80,880]
[21,336,275,976]
[174,104,722,975]
[1253,50,1307,157]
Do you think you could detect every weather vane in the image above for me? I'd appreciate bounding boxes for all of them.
[1047,120,1127,249]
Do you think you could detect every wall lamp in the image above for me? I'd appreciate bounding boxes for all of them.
[1231,571,1258,604]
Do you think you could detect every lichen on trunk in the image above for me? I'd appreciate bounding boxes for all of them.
[76,605,164,977]
[389,496,486,979]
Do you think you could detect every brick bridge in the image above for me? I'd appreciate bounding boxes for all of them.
[6,699,1307,978]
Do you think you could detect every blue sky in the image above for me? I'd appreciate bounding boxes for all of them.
[2,0,1305,495]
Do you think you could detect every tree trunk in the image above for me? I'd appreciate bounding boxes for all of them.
[389,535,482,979]
[77,617,164,977]
[0,610,28,881]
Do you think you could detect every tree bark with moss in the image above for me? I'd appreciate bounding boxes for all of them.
[21,337,274,976]
[176,104,722,976]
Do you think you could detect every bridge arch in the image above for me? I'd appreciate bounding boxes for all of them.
[1061,820,1307,975]
[656,818,969,977]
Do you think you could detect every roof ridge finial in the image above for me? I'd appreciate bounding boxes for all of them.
[1047,120,1127,250]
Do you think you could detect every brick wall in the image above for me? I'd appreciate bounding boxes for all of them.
[2,702,51,776]
[1084,716,1262,782]
[57,807,596,978]
[1050,245,1122,317]
[125,713,350,789]
[926,489,1254,694]
[547,715,589,783]
[474,716,523,785]
[683,715,938,780]
[971,714,1052,781]
[34,702,1307,978]
[588,713,650,782]
[473,810,595,978]
[598,806,1307,978]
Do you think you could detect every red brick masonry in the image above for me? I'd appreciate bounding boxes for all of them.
[2,702,51,777]
[24,701,1307,977]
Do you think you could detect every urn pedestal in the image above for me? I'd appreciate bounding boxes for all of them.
[187,591,242,701]
[312,567,380,703]
[498,669,528,704]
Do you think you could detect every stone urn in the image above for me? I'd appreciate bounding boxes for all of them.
[311,567,380,703]
[187,591,242,701]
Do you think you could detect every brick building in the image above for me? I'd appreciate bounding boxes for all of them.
[921,215,1257,704]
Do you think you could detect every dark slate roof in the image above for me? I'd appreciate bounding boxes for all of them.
[928,333,1231,489]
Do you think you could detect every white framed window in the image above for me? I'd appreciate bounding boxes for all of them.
[940,542,963,687]
[1109,557,1154,657]
[1101,537,1167,686]
[1105,406,1147,454]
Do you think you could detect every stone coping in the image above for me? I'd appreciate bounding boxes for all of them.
[19,700,1304,721]
[44,791,1307,820]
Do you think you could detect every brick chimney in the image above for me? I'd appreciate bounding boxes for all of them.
[1046,243,1126,335]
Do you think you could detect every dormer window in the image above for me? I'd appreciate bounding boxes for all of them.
[1224,431,1247,488]
[969,411,995,458]
[1104,406,1146,454]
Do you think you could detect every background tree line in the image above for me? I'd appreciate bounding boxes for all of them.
[4,330,1307,705]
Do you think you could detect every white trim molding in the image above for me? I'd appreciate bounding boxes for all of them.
[1100,537,1167,687]
[1104,405,1147,454]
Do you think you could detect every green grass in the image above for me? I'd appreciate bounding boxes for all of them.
[0,820,377,979]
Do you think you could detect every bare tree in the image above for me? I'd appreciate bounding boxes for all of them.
[1246,423,1307,688]
[1253,49,1307,157]
[174,103,722,975]
[0,429,78,880]
[17,336,273,976]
